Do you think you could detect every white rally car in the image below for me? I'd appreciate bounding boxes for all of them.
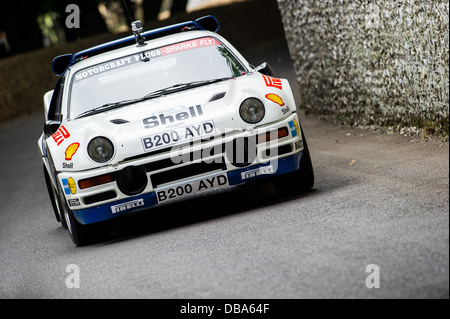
[38,16,314,245]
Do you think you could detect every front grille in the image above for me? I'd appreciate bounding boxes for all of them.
[262,143,292,160]
[151,159,226,188]
[81,130,289,197]
[141,143,224,173]
[83,190,117,205]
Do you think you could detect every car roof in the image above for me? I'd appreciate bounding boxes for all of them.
[52,16,222,76]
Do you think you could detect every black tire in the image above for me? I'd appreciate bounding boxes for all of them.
[43,165,67,229]
[272,126,314,196]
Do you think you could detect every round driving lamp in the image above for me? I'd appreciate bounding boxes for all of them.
[88,137,114,163]
[239,98,265,124]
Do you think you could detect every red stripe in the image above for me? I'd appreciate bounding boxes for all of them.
[262,75,282,90]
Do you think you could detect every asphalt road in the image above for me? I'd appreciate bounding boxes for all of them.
[0,41,448,299]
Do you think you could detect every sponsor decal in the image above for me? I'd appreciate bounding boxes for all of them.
[65,142,80,161]
[142,120,215,152]
[74,57,134,81]
[262,74,283,90]
[68,198,81,207]
[265,93,290,114]
[63,162,74,169]
[281,106,290,114]
[143,105,204,129]
[73,37,220,82]
[266,93,284,106]
[62,177,77,195]
[288,119,300,138]
[265,93,285,106]
[52,126,70,146]
[156,174,228,203]
[74,52,161,81]
[295,140,303,150]
[160,37,219,55]
[111,199,145,214]
[62,179,70,195]
[149,105,188,118]
[241,165,274,180]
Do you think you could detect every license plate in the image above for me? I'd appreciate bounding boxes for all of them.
[155,173,228,203]
[142,120,215,152]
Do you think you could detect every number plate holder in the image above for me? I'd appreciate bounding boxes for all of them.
[142,120,215,152]
[154,172,228,203]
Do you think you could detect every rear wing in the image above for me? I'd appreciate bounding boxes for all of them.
[51,15,220,76]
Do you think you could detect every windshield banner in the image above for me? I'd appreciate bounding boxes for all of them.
[74,37,220,83]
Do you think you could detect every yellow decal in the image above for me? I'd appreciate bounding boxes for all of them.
[68,177,77,195]
[265,93,285,106]
[293,119,300,136]
[65,143,80,161]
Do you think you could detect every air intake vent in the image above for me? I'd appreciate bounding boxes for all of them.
[110,119,129,124]
[209,92,226,102]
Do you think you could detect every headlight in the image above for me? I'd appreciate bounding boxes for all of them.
[88,137,114,163]
[239,98,265,124]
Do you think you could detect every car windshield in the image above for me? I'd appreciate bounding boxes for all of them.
[69,36,246,119]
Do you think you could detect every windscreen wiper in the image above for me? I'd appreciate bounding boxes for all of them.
[143,77,233,99]
[75,98,140,119]
[75,78,232,119]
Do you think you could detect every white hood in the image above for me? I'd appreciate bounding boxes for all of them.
[48,73,295,171]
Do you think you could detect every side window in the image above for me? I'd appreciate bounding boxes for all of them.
[47,77,65,121]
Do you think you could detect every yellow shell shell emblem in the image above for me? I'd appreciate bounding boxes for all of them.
[265,93,285,106]
[65,142,80,161]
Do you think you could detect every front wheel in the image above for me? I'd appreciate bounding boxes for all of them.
[57,182,106,246]
[272,126,314,196]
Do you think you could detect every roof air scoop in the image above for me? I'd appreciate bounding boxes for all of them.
[196,16,220,32]
[52,54,73,76]
[131,20,146,47]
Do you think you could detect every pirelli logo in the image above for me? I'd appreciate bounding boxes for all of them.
[241,165,274,180]
[111,199,144,214]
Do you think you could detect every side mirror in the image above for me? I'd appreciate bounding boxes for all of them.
[255,62,274,76]
[43,90,54,120]
[44,120,61,135]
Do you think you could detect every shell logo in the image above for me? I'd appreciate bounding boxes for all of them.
[65,142,80,161]
[265,93,285,106]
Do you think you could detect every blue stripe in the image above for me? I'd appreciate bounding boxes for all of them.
[288,121,298,137]
[227,152,302,185]
[72,192,158,225]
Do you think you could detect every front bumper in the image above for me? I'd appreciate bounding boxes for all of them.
[58,113,305,225]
